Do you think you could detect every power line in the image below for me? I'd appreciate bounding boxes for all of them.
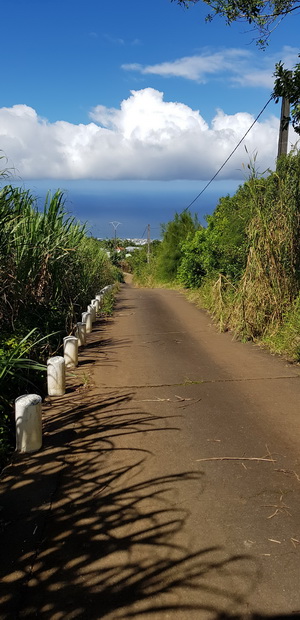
[141,225,148,239]
[2,98,274,246]
[182,96,273,213]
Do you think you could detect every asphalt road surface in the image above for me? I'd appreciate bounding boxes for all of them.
[1,280,300,619]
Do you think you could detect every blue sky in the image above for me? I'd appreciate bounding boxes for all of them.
[1,0,299,237]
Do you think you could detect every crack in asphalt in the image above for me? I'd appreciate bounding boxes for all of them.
[98,374,300,390]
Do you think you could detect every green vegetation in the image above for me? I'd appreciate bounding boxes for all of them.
[0,183,118,468]
[131,150,300,361]
[273,59,300,135]
[101,289,118,316]
[128,212,200,286]
[174,0,299,48]
[156,211,200,282]
[173,2,300,133]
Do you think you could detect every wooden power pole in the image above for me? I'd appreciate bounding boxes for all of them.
[277,96,290,159]
[147,224,151,264]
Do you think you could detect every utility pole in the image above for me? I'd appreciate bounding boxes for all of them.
[147,224,151,264]
[109,221,121,249]
[277,96,290,159]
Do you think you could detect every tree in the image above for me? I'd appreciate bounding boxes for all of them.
[202,186,254,280]
[173,0,300,48]
[156,211,200,282]
[177,228,207,288]
[273,58,300,134]
[173,0,300,131]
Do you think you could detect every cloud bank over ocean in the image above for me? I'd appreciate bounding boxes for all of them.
[0,87,293,181]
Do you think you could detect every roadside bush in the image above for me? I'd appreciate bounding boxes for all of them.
[130,150,300,360]
[155,211,200,283]
[177,229,206,288]
[129,245,160,287]
[202,187,252,281]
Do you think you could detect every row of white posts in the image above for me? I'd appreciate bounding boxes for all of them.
[15,285,115,454]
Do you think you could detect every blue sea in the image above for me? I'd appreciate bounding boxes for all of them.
[13,179,242,240]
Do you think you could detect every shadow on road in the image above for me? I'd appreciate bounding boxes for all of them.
[82,336,132,351]
[0,388,262,619]
[218,615,300,620]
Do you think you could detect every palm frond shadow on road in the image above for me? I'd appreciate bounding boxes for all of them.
[1,390,260,619]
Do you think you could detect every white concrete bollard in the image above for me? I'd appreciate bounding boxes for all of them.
[15,394,42,453]
[82,311,92,334]
[47,356,65,396]
[91,303,97,320]
[63,336,78,368]
[92,298,100,314]
[87,304,96,322]
[75,322,86,346]
[95,293,103,305]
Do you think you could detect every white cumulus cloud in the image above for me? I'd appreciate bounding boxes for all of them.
[90,88,208,141]
[0,88,295,181]
[122,49,251,83]
[122,46,299,89]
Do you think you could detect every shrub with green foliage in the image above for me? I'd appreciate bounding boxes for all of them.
[203,186,253,281]
[155,211,200,283]
[131,150,300,361]
[128,244,159,287]
[177,229,206,288]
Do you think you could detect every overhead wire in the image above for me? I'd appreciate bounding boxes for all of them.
[3,98,274,243]
[140,225,148,239]
[181,95,273,213]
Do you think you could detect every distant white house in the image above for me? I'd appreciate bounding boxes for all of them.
[125,246,143,253]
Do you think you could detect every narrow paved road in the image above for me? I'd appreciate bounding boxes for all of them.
[1,281,300,619]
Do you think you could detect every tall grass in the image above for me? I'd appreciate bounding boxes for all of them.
[131,150,300,359]
[0,186,115,332]
[0,183,116,467]
[1,187,83,331]
[229,154,300,339]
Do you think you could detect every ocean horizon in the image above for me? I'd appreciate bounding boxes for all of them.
[9,178,242,239]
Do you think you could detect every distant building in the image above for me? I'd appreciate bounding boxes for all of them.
[125,246,142,253]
